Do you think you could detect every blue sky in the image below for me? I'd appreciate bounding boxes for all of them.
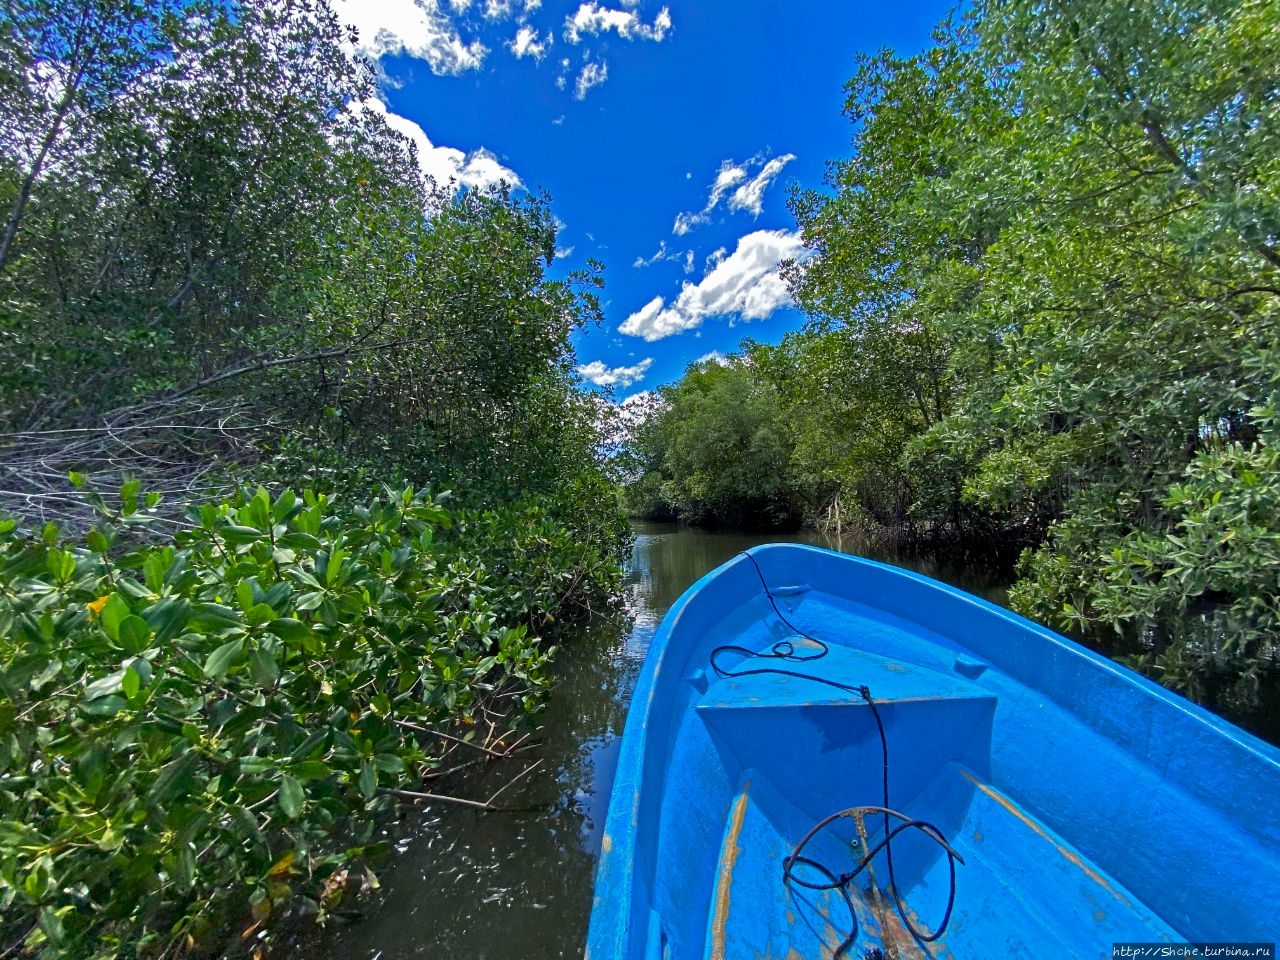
[331,0,953,399]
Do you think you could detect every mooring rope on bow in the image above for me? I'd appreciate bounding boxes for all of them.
[708,550,964,956]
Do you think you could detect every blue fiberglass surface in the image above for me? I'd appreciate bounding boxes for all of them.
[585,544,1280,960]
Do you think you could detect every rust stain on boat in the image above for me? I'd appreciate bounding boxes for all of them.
[960,770,1132,907]
[708,782,751,960]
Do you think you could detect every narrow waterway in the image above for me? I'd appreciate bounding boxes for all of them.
[308,523,1009,959]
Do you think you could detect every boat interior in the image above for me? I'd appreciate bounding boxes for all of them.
[593,546,1280,960]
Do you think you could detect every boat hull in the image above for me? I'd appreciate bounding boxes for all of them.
[587,544,1280,959]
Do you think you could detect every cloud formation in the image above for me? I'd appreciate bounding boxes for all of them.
[728,153,796,215]
[360,98,519,192]
[564,3,672,43]
[577,357,654,387]
[508,25,549,59]
[672,152,795,235]
[633,242,697,274]
[620,229,807,341]
[331,0,486,75]
[574,60,609,99]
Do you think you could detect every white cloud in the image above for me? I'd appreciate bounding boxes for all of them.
[359,98,519,192]
[697,350,729,366]
[672,160,747,235]
[577,357,654,387]
[705,246,727,269]
[619,229,807,341]
[633,240,688,269]
[484,0,509,16]
[332,0,486,75]
[555,244,575,258]
[508,25,549,59]
[683,250,694,273]
[574,60,609,99]
[728,153,796,215]
[709,160,748,208]
[564,3,671,43]
[672,152,793,235]
[672,211,703,237]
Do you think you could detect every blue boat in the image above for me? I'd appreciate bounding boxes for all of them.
[587,544,1280,959]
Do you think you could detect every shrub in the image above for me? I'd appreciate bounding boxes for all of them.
[0,484,563,957]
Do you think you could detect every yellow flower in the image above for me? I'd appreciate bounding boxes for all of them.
[87,595,110,618]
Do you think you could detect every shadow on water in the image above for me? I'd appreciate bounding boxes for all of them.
[302,523,1010,959]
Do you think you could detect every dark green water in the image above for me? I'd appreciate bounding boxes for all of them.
[304,523,1008,959]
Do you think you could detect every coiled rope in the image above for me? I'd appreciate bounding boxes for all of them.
[708,550,964,955]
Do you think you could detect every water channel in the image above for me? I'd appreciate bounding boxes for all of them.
[309,522,1010,959]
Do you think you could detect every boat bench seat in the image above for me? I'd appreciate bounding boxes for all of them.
[694,635,991,711]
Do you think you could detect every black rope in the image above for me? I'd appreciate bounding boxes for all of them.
[709,550,964,955]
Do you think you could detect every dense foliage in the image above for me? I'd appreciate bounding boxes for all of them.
[620,359,800,529]
[0,484,625,957]
[624,0,1280,722]
[0,0,629,954]
[0,0,613,517]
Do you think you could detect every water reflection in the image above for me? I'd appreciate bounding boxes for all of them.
[307,524,1009,959]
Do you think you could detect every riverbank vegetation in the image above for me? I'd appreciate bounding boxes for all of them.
[623,0,1280,726]
[0,0,627,955]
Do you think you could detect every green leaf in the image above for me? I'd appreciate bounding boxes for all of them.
[121,665,141,699]
[236,580,256,613]
[142,596,191,641]
[143,553,167,593]
[118,615,151,654]
[249,647,280,686]
[278,774,304,818]
[358,761,377,799]
[84,670,125,700]
[289,728,328,761]
[221,525,264,546]
[120,478,141,514]
[278,532,322,551]
[82,695,126,717]
[245,602,277,626]
[173,843,197,890]
[99,594,131,642]
[45,549,75,582]
[291,760,329,781]
[266,618,309,641]
[191,602,243,630]
[203,638,245,678]
[272,489,298,523]
[247,487,272,531]
[148,753,196,805]
[295,591,325,611]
